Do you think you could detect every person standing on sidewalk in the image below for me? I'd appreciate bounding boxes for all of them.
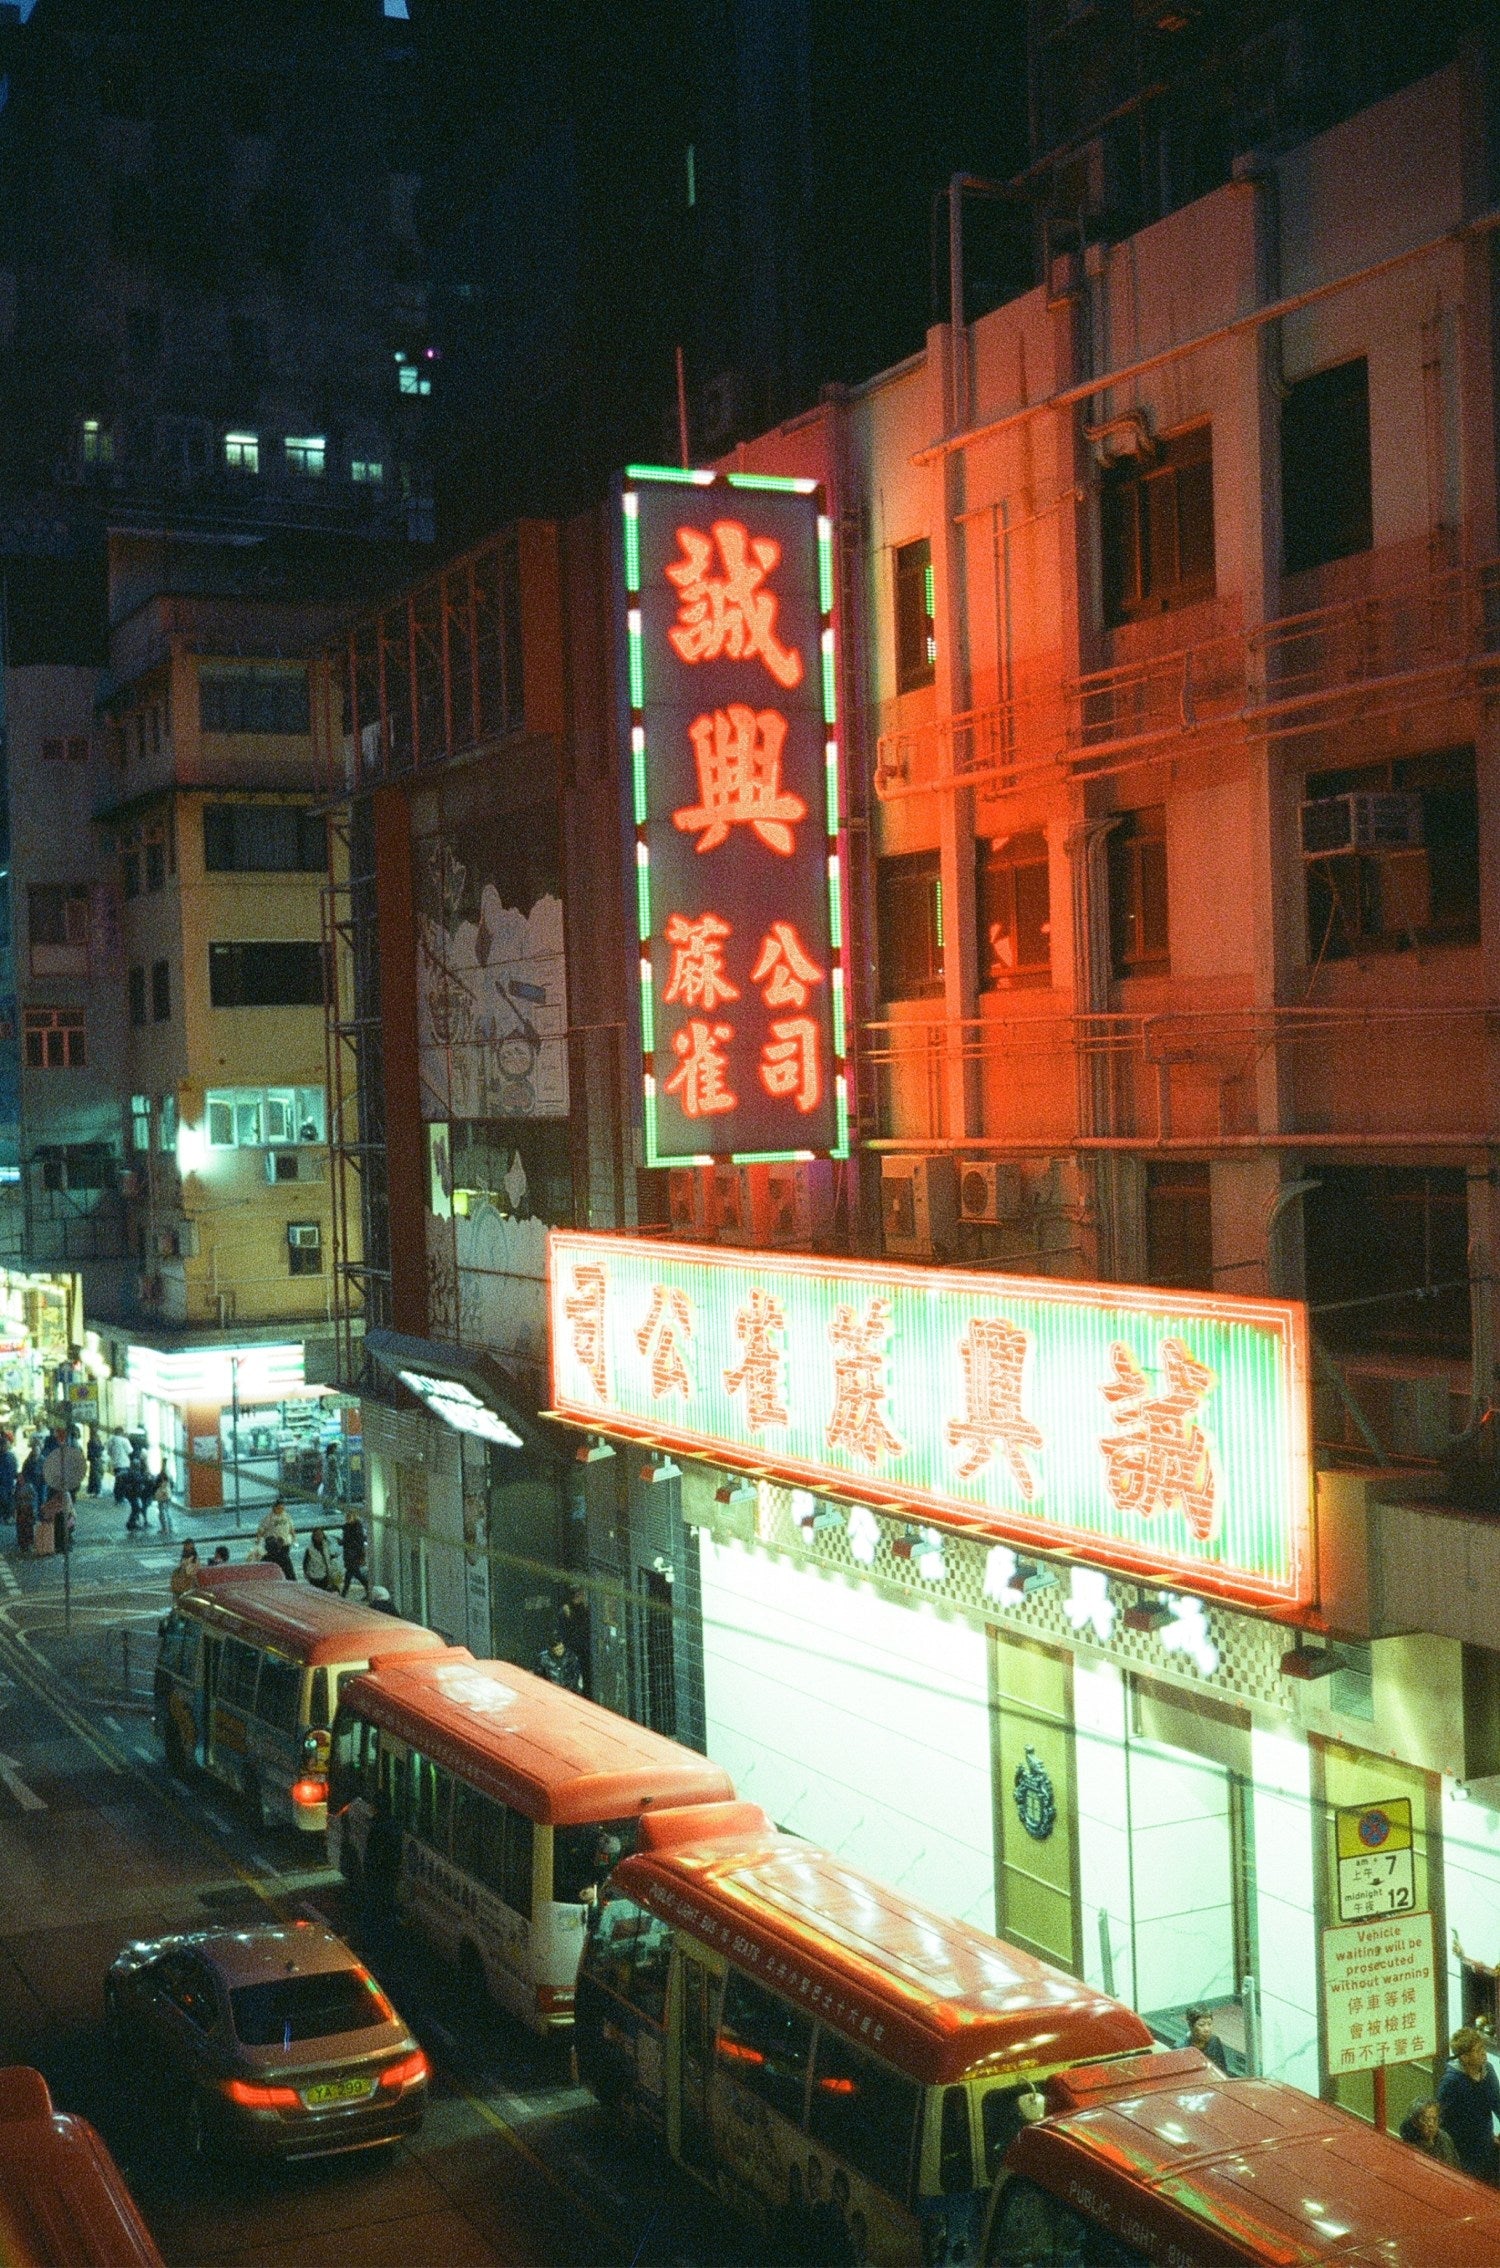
[107,1425,131,1491]
[152,1461,174,1535]
[0,1432,16,1526]
[85,1426,104,1498]
[340,1510,368,1598]
[302,1527,336,1590]
[12,1468,34,1554]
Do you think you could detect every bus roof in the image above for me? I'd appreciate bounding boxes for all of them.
[1008,2064,1500,2265]
[613,1804,1152,2089]
[179,1568,447,1669]
[338,1652,736,1827]
[0,2066,163,2267]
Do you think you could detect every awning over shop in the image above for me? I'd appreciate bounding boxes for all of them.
[366,1329,562,1460]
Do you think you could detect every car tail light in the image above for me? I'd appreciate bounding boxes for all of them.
[223,2078,301,2111]
[291,1777,327,1809]
[378,2049,429,2093]
[536,1985,574,2017]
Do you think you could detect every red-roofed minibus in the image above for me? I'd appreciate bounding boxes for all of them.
[982,2050,1500,2265]
[154,1563,445,1831]
[0,2065,163,2267]
[574,1800,1154,2267]
[326,1650,735,2034]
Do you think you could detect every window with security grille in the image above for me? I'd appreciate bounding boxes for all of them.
[1101,427,1214,626]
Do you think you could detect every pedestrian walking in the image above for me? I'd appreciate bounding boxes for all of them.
[152,1461,174,1535]
[85,1425,104,1498]
[0,1432,16,1524]
[13,1472,35,1554]
[340,1510,367,1597]
[262,1530,295,1580]
[107,1426,131,1485]
[1439,2026,1500,2180]
[1400,2098,1460,2166]
[19,1438,43,1506]
[169,1541,200,1602]
[124,1450,150,1533]
[302,1526,336,1589]
[320,1441,342,1513]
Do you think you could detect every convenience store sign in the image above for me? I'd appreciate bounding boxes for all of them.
[548,1232,1314,1611]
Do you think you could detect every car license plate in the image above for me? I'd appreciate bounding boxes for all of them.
[302,2076,371,2108]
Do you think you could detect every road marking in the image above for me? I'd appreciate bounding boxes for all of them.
[0,1563,19,1597]
[0,1750,46,1811]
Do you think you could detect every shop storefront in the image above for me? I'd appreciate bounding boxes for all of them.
[109,1333,359,1511]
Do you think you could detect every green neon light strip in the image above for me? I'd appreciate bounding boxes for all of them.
[640,960,656,1053]
[827,854,843,949]
[632,726,648,826]
[635,841,652,940]
[820,629,837,724]
[726,471,818,494]
[622,493,641,593]
[731,1150,816,1165]
[831,964,847,1054]
[628,614,645,709]
[626,463,713,485]
[818,519,834,614]
[835,1075,850,1157]
[824,741,839,835]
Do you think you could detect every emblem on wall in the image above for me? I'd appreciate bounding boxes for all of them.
[1012,1744,1057,1843]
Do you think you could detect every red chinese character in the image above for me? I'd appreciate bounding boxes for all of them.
[636,1284,693,1400]
[1099,1337,1218,1542]
[563,1263,608,1402]
[826,1299,903,1467]
[674,707,806,856]
[759,1016,822,1113]
[750,921,824,1009]
[724,1288,788,1429]
[663,911,740,1011]
[665,520,804,689]
[663,1018,737,1118]
[946,1317,1045,1493]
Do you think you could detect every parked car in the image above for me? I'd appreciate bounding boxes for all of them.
[104,1920,427,2162]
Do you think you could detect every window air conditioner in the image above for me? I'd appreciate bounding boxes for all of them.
[1299,793,1423,858]
[287,1223,322,1251]
[959,1161,1024,1225]
[881,1155,957,1259]
[265,1149,325,1184]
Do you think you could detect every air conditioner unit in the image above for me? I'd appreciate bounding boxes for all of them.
[881,1155,957,1259]
[959,1161,1024,1225]
[709,1163,760,1245]
[1299,793,1423,858]
[767,1162,813,1246]
[667,1167,707,1236]
[287,1222,322,1251]
[266,1149,326,1185]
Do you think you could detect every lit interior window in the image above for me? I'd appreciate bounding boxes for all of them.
[224,430,259,473]
[284,435,326,476]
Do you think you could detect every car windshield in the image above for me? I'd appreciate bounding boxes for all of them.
[229,1969,387,2047]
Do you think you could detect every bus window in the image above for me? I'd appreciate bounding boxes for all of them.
[431,1767,454,1855]
[988,2179,1147,2268]
[628,1914,671,2027]
[717,1969,812,2127]
[940,2084,973,2194]
[158,1618,187,1678]
[309,1668,330,1728]
[256,1655,301,1735]
[808,2028,920,2203]
[220,1638,259,1711]
[329,1712,359,1808]
[452,1780,482,1878]
[589,1898,647,1997]
[981,2085,1028,2181]
[476,1790,506,1890]
[553,1818,634,1904]
[502,1809,533,1917]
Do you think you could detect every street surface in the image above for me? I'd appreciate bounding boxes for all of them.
[0,1506,741,2267]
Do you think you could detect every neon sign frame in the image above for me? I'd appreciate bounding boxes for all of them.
[548,1230,1316,1614]
[618,464,850,1167]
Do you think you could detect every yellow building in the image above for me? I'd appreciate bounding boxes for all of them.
[96,563,356,1511]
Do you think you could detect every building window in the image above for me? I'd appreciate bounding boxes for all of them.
[128,967,146,1028]
[206,1086,324,1148]
[287,1222,324,1276]
[130,1095,152,1154]
[876,851,944,1000]
[1303,749,1479,963]
[151,960,171,1022]
[894,538,936,694]
[1101,426,1215,626]
[41,737,88,764]
[23,1009,85,1069]
[1281,358,1371,576]
[224,430,260,473]
[395,351,432,397]
[81,418,115,467]
[1305,1166,1469,1360]
[283,434,326,477]
[1145,1161,1214,1291]
[351,459,384,484]
[159,1093,178,1153]
[209,941,324,1008]
[198,670,311,736]
[977,831,1050,988]
[1108,806,1169,976]
[27,884,90,979]
[203,804,325,873]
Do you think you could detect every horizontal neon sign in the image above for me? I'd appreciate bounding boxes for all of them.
[548,1232,1314,1611]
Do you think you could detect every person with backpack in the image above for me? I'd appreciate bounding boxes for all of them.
[302,1526,336,1590]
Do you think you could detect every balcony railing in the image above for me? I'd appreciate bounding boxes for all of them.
[875,557,1500,799]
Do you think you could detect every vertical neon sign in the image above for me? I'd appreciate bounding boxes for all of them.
[619,466,849,1165]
